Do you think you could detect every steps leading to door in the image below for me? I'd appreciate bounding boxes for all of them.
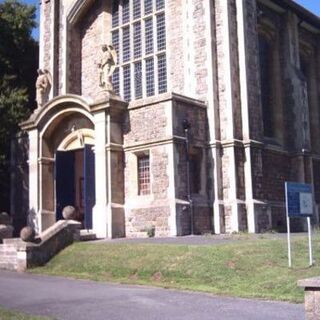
[0,220,81,272]
[80,230,97,241]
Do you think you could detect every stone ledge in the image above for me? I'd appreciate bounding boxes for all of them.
[298,277,320,288]
[298,277,320,320]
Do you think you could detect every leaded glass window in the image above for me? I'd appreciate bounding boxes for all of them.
[156,14,166,51]
[146,58,154,96]
[134,62,142,99]
[144,0,153,15]
[133,22,142,59]
[111,0,167,101]
[158,55,167,93]
[123,65,131,101]
[138,155,150,195]
[122,27,130,62]
[145,18,153,54]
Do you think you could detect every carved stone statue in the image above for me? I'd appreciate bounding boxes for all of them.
[36,69,51,108]
[98,44,117,91]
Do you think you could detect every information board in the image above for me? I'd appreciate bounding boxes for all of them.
[285,182,313,217]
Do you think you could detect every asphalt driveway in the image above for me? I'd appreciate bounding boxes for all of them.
[0,270,303,320]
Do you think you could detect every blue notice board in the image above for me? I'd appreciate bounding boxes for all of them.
[285,182,313,217]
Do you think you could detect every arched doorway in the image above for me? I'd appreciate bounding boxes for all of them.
[21,93,127,238]
[55,129,95,229]
[21,95,95,232]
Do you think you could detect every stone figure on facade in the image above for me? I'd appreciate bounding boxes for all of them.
[98,44,117,91]
[35,69,52,108]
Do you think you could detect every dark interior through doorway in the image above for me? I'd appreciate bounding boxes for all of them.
[55,144,95,229]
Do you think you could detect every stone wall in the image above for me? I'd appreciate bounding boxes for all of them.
[167,0,184,94]
[0,220,81,272]
[42,0,52,71]
[80,1,104,99]
[244,0,262,141]
[124,102,168,145]
[262,150,292,202]
[68,27,81,95]
[298,277,320,320]
[124,145,171,237]
[192,0,208,99]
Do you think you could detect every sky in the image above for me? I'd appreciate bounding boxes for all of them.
[21,0,320,40]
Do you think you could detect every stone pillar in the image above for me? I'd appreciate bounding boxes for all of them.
[92,110,108,238]
[28,129,40,233]
[91,93,127,238]
[236,0,266,232]
[215,0,243,233]
[39,157,55,231]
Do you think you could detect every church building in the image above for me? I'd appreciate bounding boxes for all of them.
[18,0,320,238]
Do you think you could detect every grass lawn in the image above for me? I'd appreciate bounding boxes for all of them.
[0,306,53,320]
[31,233,320,303]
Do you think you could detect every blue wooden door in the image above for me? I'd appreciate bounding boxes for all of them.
[55,151,75,220]
[84,144,95,229]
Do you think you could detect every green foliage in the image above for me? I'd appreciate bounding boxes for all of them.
[0,0,38,211]
[32,233,320,303]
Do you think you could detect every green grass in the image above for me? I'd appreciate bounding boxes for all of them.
[31,234,320,303]
[0,306,53,320]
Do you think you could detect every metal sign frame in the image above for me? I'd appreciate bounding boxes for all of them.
[285,182,313,268]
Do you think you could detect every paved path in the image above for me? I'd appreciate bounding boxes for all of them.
[92,233,307,246]
[0,271,303,320]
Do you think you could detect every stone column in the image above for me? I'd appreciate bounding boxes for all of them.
[91,94,127,238]
[28,129,40,233]
[236,0,266,232]
[39,157,55,231]
[92,110,108,238]
[215,0,243,233]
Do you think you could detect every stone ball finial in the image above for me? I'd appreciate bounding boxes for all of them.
[20,226,36,242]
[62,206,76,220]
[0,224,14,241]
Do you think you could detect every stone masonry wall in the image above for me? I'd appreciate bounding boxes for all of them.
[124,103,168,145]
[172,100,207,142]
[244,0,263,141]
[124,145,170,237]
[262,150,292,202]
[42,0,52,71]
[166,0,184,94]
[228,0,242,140]
[68,27,81,95]
[192,0,208,100]
[251,147,264,200]
[124,99,171,237]
[57,0,64,95]
[235,147,245,200]
[80,0,103,99]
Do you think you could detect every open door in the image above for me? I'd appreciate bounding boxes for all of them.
[55,150,75,220]
[84,144,95,229]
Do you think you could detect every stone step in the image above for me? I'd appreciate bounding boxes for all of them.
[0,251,17,258]
[0,262,18,271]
[0,256,17,263]
[80,230,96,241]
[0,244,17,252]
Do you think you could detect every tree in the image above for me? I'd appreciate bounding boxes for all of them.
[0,0,38,212]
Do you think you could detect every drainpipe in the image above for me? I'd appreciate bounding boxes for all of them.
[182,119,194,235]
